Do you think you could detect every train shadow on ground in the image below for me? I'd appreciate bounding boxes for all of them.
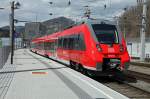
[48,56,138,84]
[91,74,137,84]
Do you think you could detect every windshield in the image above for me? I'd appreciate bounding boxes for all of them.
[92,24,119,44]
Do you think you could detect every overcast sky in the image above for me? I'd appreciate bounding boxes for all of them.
[0,0,137,27]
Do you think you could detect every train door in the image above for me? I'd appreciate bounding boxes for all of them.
[53,40,58,59]
[75,34,81,63]
[50,41,56,58]
[76,33,86,64]
[69,34,83,63]
[69,34,79,63]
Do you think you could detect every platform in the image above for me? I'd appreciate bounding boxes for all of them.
[0,49,128,99]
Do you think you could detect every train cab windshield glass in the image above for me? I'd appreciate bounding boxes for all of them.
[92,24,119,44]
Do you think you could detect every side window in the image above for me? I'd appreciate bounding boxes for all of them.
[58,37,63,48]
[68,36,74,50]
[62,38,66,49]
[61,38,64,48]
[79,33,86,50]
[50,42,55,52]
[57,34,86,51]
[73,34,79,50]
[61,36,70,50]
[58,38,61,48]
[65,37,69,49]
[67,34,80,50]
[44,42,46,50]
[65,38,68,49]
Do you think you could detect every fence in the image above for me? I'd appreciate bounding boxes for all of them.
[0,46,10,69]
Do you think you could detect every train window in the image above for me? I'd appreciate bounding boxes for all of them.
[67,36,73,50]
[50,42,55,52]
[58,38,61,48]
[62,38,66,49]
[44,42,46,50]
[73,34,80,50]
[59,34,86,51]
[59,38,62,48]
[45,42,50,50]
[92,24,119,44]
[58,37,63,48]
[79,33,86,50]
[44,42,47,50]
[66,37,70,49]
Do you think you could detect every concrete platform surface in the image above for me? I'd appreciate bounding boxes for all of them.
[0,49,129,99]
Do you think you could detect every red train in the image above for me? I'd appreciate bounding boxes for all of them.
[31,19,130,76]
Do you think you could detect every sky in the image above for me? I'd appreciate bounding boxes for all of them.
[0,0,137,27]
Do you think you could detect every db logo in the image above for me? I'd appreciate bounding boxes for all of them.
[108,48,114,52]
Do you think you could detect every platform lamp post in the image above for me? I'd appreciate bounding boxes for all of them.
[10,1,21,64]
[123,7,127,39]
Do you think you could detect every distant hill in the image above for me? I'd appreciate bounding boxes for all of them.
[0,27,9,37]
[25,22,46,40]
[0,26,24,38]
[25,17,75,40]
[43,17,74,34]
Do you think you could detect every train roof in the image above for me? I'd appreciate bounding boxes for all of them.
[63,18,117,31]
[31,18,119,42]
[79,18,117,26]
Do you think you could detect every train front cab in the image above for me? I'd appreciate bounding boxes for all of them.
[81,21,130,76]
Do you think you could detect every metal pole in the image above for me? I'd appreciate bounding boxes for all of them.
[123,26,126,39]
[140,0,147,61]
[10,1,15,64]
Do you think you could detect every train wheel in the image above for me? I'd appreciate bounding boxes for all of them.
[45,55,49,58]
[80,67,87,75]
[69,61,74,69]
[75,63,80,71]
[86,70,94,77]
[79,65,84,73]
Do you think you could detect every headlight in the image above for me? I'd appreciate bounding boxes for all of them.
[96,44,102,52]
[120,44,124,52]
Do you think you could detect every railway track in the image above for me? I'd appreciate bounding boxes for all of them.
[92,70,150,99]
[92,69,150,99]
[125,70,150,83]
[103,81,150,99]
